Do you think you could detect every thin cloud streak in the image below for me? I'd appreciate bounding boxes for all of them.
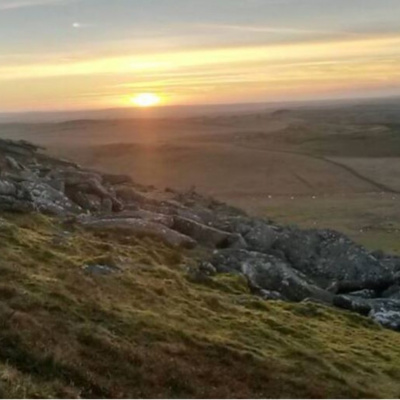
[0,0,74,10]
[198,23,362,38]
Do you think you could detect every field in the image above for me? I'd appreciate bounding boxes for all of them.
[1,99,400,253]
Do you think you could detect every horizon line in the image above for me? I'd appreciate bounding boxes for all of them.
[1,93,400,117]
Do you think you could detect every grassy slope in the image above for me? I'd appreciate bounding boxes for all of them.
[0,213,399,398]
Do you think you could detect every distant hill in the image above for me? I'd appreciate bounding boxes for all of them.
[0,102,272,123]
[2,95,399,123]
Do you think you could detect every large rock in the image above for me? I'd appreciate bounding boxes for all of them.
[97,209,174,228]
[62,172,123,212]
[172,216,243,248]
[380,255,400,274]
[5,156,24,171]
[0,177,80,215]
[243,220,281,253]
[369,300,400,331]
[0,139,41,157]
[115,186,159,207]
[381,284,400,300]
[333,295,372,316]
[274,229,394,289]
[334,295,400,331]
[21,180,82,215]
[56,170,102,186]
[327,277,395,295]
[0,195,35,213]
[0,179,81,215]
[81,217,196,249]
[101,173,133,186]
[210,249,332,303]
[0,179,18,197]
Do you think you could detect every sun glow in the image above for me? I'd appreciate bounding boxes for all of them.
[130,93,161,107]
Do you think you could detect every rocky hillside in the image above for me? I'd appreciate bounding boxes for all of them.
[0,138,399,398]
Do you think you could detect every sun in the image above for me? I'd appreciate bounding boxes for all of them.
[130,93,161,107]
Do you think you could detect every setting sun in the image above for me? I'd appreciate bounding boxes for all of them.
[130,93,161,107]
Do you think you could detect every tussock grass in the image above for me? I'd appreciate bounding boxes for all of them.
[0,213,399,398]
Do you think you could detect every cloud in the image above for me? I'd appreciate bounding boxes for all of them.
[0,0,74,10]
[1,31,400,109]
[198,23,360,38]
[1,34,400,82]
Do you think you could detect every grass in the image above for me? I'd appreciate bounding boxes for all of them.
[0,213,399,398]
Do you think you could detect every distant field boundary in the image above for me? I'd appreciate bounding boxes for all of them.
[235,143,400,194]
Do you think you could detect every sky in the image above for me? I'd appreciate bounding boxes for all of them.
[1,0,400,111]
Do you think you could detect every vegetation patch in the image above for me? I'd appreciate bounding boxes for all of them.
[0,213,398,398]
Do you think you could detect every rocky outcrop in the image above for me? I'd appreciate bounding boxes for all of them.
[0,137,399,331]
